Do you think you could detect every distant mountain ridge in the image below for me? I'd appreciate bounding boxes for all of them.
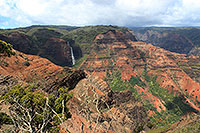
[131,27,200,56]
[0,25,129,66]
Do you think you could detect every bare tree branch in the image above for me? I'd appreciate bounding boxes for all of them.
[46,97,70,133]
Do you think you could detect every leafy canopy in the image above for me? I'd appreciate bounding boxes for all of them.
[1,85,72,132]
[0,40,15,57]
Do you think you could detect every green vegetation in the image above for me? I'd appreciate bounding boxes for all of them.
[0,25,75,35]
[26,27,67,37]
[29,28,63,50]
[0,25,129,66]
[62,25,129,53]
[0,112,12,126]
[110,71,129,92]
[147,125,171,133]
[63,25,128,44]
[1,85,72,132]
[23,61,30,66]
[129,75,146,88]
[133,72,198,127]
[148,114,200,133]
[0,40,15,57]
[107,69,198,128]
[0,28,28,35]
[173,118,200,133]
[0,40,15,66]
[108,70,141,100]
[73,54,89,69]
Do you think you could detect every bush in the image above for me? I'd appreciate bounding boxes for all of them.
[0,112,12,126]
[1,85,72,132]
[23,60,30,66]
[0,40,15,57]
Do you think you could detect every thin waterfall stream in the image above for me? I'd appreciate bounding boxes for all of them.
[68,41,75,65]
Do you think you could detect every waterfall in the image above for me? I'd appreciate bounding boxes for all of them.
[68,41,75,65]
[70,47,75,65]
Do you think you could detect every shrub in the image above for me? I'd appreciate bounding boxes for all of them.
[23,60,30,66]
[0,112,12,126]
[0,40,15,57]
[1,85,72,132]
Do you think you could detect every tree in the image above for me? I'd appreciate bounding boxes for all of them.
[0,40,15,57]
[1,85,72,133]
[0,112,12,127]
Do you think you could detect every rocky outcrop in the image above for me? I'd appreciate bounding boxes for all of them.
[0,31,74,66]
[79,30,200,113]
[46,68,86,93]
[64,75,149,132]
[189,47,200,57]
[0,32,35,54]
[134,30,194,54]
[0,50,63,83]
[129,41,200,110]
[41,37,73,66]
[0,50,83,91]
[0,75,19,96]
[80,30,140,80]
[134,85,166,113]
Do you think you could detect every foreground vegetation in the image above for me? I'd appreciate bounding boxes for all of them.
[0,85,72,132]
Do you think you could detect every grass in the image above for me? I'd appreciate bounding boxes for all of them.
[73,54,89,69]
[174,119,200,133]
[147,125,171,133]
[148,115,200,133]
[26,27,69,36]
[62,25,129,44]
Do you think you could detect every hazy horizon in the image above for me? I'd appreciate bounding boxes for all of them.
[2,24,200,30]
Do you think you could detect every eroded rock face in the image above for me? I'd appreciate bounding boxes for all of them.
[189,47,200,57]
[7,32,34,54]
[0,50,84,91]
[79,30,200,113]
[0,75,18,96]
[0,32,74,66]
[64,75,149,133]
[41,37,72,66]
[130,42,200,111]
[80,30,140,81]
[1,28,199,132]
[46,68,86,93]
[0,49,149,132]
[134,30,194,55]
[0,50,63,83]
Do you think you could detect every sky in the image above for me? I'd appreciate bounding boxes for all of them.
[0,0,200,29]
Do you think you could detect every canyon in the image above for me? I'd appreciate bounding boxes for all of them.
[132,27,200,56]
[0,25,200,132]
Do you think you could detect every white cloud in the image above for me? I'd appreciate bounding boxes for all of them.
[0,0,200,27]
[163,0,200,26]
[16,0,48,17]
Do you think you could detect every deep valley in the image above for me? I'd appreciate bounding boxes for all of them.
[0,25,200,133]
